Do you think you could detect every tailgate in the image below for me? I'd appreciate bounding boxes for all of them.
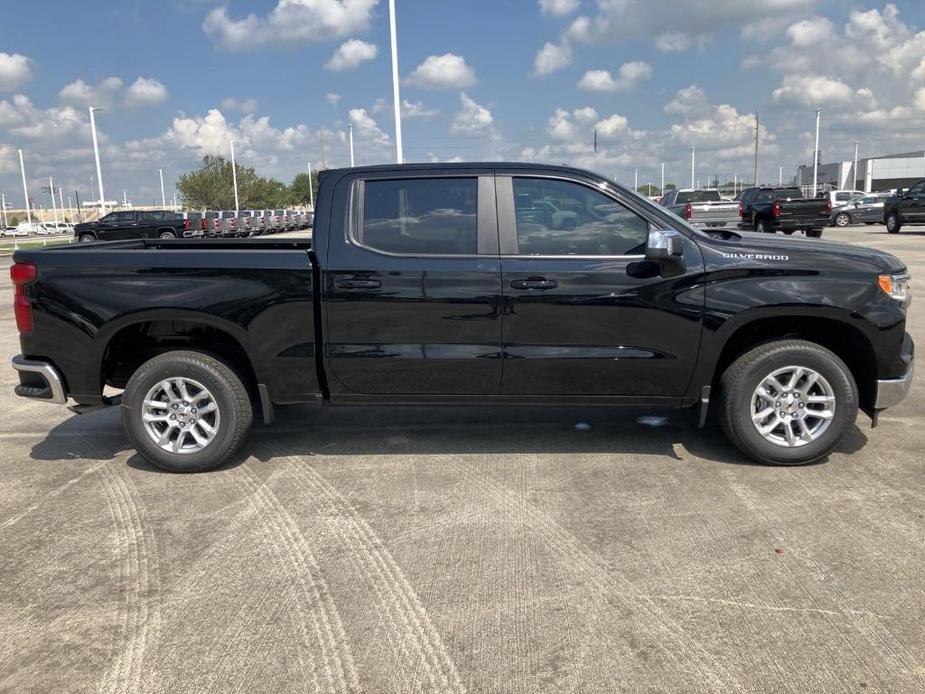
[690,202,740,225]
[778,199,829,223]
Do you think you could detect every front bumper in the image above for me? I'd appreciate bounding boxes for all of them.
[11,356,67,404]
[875,337,915,409]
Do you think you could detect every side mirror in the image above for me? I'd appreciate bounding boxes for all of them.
[646,229,684,261]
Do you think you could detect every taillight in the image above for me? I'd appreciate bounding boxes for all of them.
[183,219,191,230]
[738,201,745,217]
[201,219,208,230]
[11,262,36,334]
[772,200,781,218]
[683,203,692,220]
[824,200,832,214]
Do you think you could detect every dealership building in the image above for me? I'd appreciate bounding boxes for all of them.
[797,150,925,193]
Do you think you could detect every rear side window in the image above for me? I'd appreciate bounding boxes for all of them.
[512,177,648,256]
[676,190,721,203]
[359,178,478,255]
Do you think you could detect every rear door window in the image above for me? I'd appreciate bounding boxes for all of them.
[358,178,478,255]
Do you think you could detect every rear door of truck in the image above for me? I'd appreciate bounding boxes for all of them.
[321,169,503,397]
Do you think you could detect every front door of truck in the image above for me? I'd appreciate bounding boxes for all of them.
[323,172,502,397]
[496,173,704,398]
[900,180,925,223]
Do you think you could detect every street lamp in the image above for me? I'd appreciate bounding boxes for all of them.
[229,139,239,213]
[156,168,166,208]
[388,0,404,164]
[89,106,106,214]
[17,149,33,225]
[307,161,315,209]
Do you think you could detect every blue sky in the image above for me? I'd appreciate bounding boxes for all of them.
[2,0,925,207]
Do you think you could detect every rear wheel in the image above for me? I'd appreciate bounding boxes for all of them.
[719,340,857,465]
[79,233,96,243]
[886,213,901,234]
[834,212,851,227]
[755,219,769,234]
[122,351,253,472]
[159,230,176,239]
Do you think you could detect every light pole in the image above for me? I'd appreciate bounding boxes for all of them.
[779,167,783,185]
[690,146,695,188]
[660,162,665,194]
[307,161,315,209]
[812,108,821,198]
[58,187,64,220]
[634,168,638,192]
[0,192,7,227]
[229,140,240,213]
[49,177,59,227]
[388,0,404,164]
[157,168,166,208]
[853,142,859,190]
[89,106,106,214]
[348,124,355,167]
[17,149,32,225]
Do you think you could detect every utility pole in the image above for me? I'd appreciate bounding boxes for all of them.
[157,168,166,208]
[660,162,665,194]
[307,162,315,209]
[229,140,239,213]
[348,123,355,167]
[690,146,695,188]
[89,106,106,214]
[388,0,404,164]
[17,149,32,224]
[49,177,58,227]
[853,142,859,190]
[812,108,821,198]
[753,113,760,185]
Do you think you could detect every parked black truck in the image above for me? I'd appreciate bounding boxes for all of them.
[883,178,925,233]
[11,163,914,471]
[74,210,192,243]
[738,186,831,237]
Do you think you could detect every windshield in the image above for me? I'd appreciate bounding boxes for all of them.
[675,190,722,203]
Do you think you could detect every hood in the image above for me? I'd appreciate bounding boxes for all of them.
[712,229,906,274]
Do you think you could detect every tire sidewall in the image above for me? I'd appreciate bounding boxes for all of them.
[835,213,850,227]
[728,346,857,465]
[123,354,247,472]
[886,214,900,233]
[756,219,767,234]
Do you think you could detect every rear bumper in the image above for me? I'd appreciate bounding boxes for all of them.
[11,355,67,405]
[875,335,914,409]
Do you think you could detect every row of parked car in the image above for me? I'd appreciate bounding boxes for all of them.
[72,208,313,243]
[1,221,74,238]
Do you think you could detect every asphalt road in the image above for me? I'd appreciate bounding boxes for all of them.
[0,225,922,693]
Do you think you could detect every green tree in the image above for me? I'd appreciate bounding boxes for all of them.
[176,155,259,209]
[248,178,291,208]
[636,184,661,197]
[8,215,20,226]
[664,183,677,191]
[289,171,319,208]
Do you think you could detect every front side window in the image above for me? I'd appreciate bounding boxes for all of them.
[138,211,158,223]
[111,212,134,223]
[512,178,649,256]
[359,177,478,255]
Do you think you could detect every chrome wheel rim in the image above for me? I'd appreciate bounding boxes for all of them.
[750,366,835,448]
[159,232,174,239]
[836,214,849,226]
[141,377,221,455]
[887,216,896,231]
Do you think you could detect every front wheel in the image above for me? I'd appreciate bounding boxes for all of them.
[719,340,858,465]
[886,213,901,234]
[79,233,96,243]
[834,212,851,227]
[159,230,176,239]
[122,351,253,472]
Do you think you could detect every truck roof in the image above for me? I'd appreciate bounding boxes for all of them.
[320,161,609,180]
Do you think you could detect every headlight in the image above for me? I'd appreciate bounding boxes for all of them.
[878,273,911,303]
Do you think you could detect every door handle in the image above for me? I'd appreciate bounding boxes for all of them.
[334,277,381,290]
[510,277,558,290]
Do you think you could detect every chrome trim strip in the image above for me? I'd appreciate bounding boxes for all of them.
[11,356,67,405]
[874,358,914,409]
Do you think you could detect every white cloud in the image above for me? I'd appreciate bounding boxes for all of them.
[58,77,123,107]
[0,53,33,92]
[325,92,341,105]
[348,107,390,147]
[0,94,92,142]
[564,0,812,51]
[449,92,494,136]
[547,106,598,140]
[916,87,925,111]
[533,41,572,76]
[577,61,651,92]
[402,100,438,118]
[406,53,477,89]
[203,0,378,50]
[664,84,709,115]
[594,114,630,140]
[221,97,259,113]
[325,38,378,71]
[771,74,854,106]
[124,77,168,108]
[538,0,579,16]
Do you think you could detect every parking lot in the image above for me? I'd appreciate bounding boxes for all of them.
[0,224,922,693]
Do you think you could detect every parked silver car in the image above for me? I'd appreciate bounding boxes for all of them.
[831,193,890,227]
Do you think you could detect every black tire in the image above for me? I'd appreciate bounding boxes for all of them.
[755,218,768,234]
[834,212,851,227]
[806,228,823,238]
[886,213,901,234]
[79,233,96,243]
[122,351,253,472]
[718,340,858,466]
[159,230,176,239]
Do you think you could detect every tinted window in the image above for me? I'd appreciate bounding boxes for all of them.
[907,181,925,195]
[110,212,134,223]
[835,192,854,202]
[676,190,721,203]
[138,211,159,223]
[513,178,648,256]
[360,178,478,255]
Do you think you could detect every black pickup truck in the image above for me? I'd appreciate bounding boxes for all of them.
[738,186,831,237]
[883,178,925,233]
[10,163,914,472]
[74,210,191,243]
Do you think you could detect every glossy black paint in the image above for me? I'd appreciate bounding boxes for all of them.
[882,179,925,228]
[12,163,912,415]
[738,187,830,233]
[73,210,186,242]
